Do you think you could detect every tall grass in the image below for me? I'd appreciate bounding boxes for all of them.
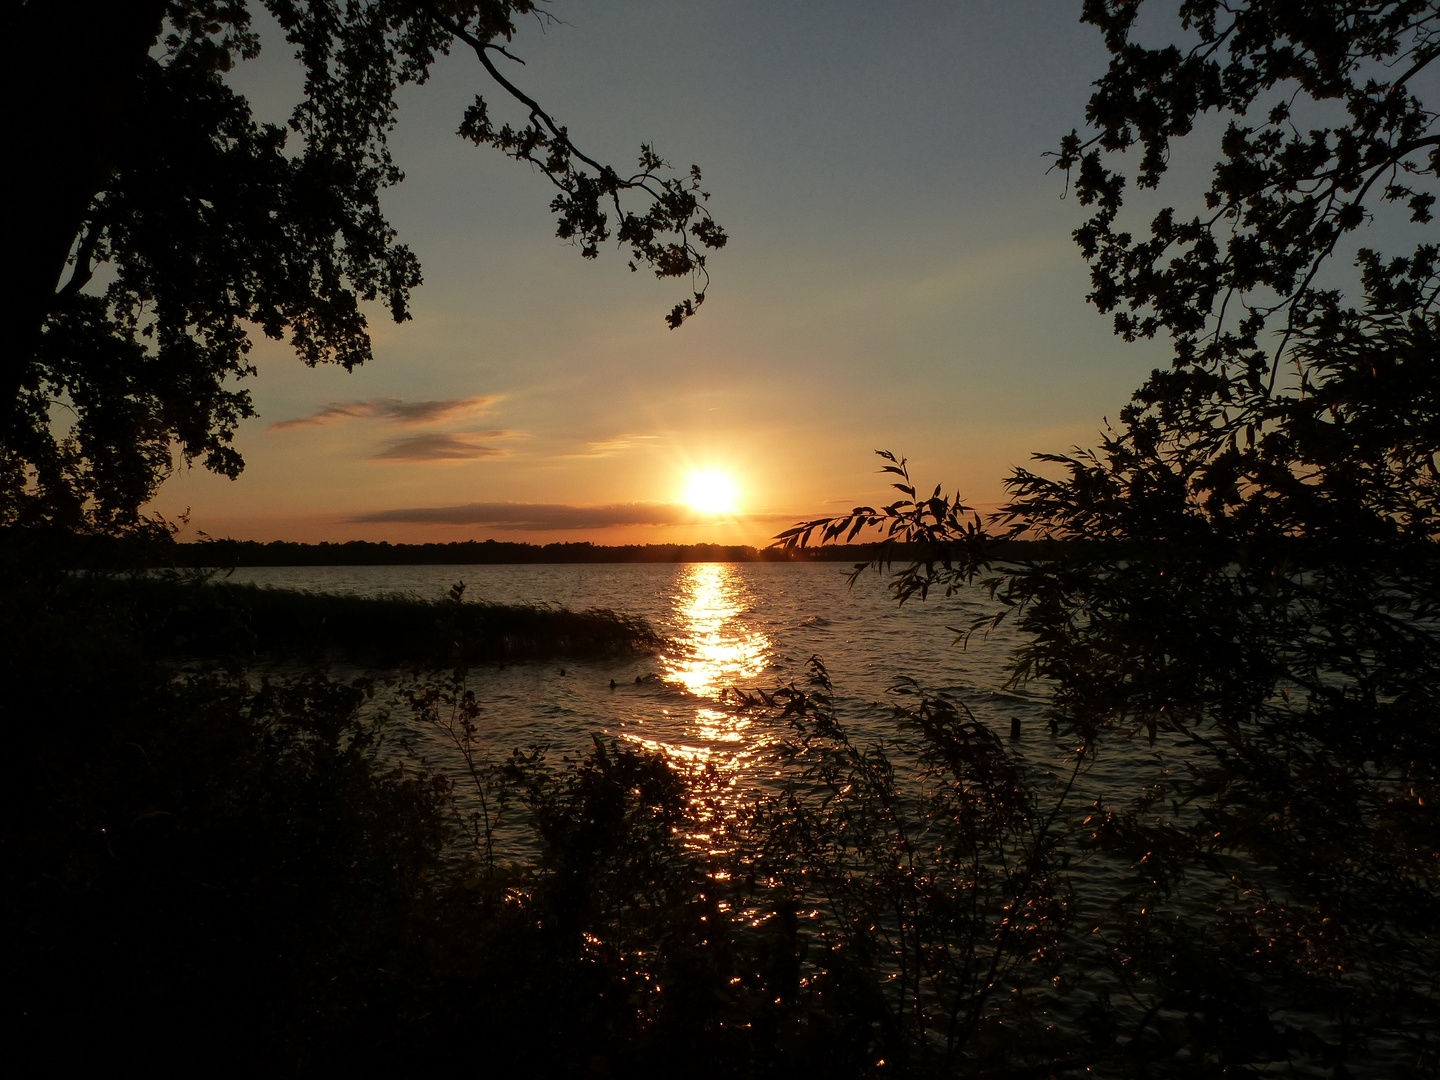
[74,575,663,665]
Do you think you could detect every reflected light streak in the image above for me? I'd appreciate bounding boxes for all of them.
[625,565,775,833]
[664,563,769,698]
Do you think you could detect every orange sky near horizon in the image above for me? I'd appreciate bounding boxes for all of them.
[145,2,1173,546]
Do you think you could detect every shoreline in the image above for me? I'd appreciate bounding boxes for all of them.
[35,534,1069,568]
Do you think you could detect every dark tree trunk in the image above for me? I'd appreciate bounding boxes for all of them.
[1,0,166,450]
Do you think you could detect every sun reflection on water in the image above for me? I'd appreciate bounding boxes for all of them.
[665,563,770,698]
[624,564,773,779]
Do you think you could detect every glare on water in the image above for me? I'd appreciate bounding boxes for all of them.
[220,560,1047,788]
[664,563,770,697]
[626,563,774,774]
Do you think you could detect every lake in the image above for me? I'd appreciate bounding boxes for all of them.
[223,560,1055,781]
[222,561,1403,1068]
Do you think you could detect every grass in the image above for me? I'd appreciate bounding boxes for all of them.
[77,574,663,666]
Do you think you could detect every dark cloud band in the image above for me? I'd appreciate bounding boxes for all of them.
[371,434,506,461]
[269,396,499,430]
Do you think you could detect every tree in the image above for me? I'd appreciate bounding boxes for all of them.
[1,1,725,531]
[783,1,1440,1072]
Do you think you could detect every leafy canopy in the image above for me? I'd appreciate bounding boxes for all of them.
[780,2,1440,1071]
[4,1,725,531]
[1044,0,1440,553]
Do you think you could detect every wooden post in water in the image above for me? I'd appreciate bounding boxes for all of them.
[1010,715,1021,740]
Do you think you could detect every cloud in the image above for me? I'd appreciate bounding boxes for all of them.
[352,501,798,529]
[371,434,508,461]
[353,502,691,529]
[269,396,499,431]
[562,434,658,458]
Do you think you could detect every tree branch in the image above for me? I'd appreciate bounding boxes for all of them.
[54,214,104,301]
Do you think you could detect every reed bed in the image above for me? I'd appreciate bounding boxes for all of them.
[76,576,662,665]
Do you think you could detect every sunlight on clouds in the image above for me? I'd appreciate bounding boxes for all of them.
[564,434,659,458]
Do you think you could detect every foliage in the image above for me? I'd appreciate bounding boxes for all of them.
[13,2,1440,1074]
[778,458,1440,1070]
[2,1,725,530]
[1046,0,1440,553]
[1,561,451,1068]
[0,561,850,1073]
[730,660,1085,1076]
[399,651,1104,1077]
[74,572,662,664]
[22,528,1432,1073]
[776,2,1440,1073]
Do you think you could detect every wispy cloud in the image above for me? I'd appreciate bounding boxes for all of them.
[353,501,690,529]
[372,433,508,462]
[353,501,797,529]
[269,395,500,431]
[562,434,658,458]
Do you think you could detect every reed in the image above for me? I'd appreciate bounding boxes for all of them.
[74,575,663,665]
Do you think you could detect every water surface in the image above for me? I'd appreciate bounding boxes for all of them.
[223,561,1053,784]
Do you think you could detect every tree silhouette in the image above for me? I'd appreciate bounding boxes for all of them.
[2,1,725,530]
[782,2,1440,1071]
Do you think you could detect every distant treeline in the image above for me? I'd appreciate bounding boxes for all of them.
[178,539,813,566]
[171,537,1069,567]
[9,530,1069,568]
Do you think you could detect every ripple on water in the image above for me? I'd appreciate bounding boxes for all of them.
[223,561,1090,827]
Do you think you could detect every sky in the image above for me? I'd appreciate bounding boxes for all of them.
[149,0,1176,546]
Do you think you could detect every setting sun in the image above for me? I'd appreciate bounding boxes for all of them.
[683,470,739,516]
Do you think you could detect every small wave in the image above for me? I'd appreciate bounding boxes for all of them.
[798,615,831,627]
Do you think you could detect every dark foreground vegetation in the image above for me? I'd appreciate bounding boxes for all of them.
[72,574,660,665]
[7,1,1440,1075]
[1,555,1066,1076]
[7,543,1438,1077]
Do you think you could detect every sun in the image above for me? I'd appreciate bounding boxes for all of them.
[684,469,739,515]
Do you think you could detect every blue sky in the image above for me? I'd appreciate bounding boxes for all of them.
[151,0,1174,544]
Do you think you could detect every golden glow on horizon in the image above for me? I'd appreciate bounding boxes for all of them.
[683,469,739,516]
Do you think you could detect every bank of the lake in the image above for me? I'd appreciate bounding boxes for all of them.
[84,574,661,666]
